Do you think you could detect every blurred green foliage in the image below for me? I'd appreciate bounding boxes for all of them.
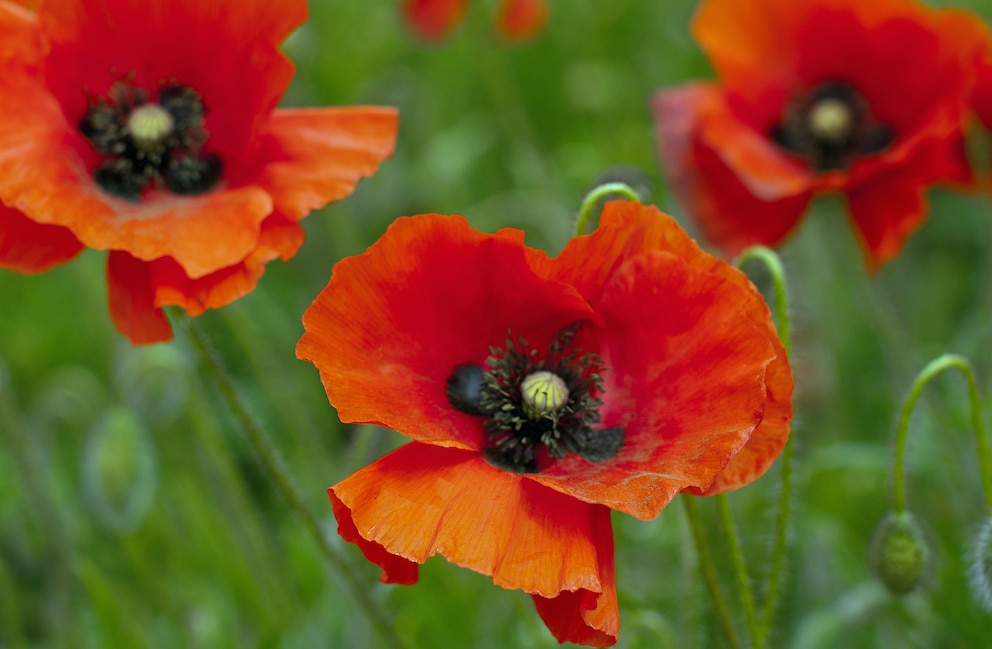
[3,0,992,647]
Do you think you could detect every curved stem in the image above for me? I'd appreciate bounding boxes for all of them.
[681,497,742,649]
[734,245,793,643]
[734,246,790,352]
[574,182,641,236]
[715,495,762,649]
[183,319,407,649]
[892,353,992,512]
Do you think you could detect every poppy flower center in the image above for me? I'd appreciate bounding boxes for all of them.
[445,325,624,474]
[79,80,222,202]
[772,82,893,171]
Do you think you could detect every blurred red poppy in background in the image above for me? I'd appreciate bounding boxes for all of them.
[405,0,548,43]
[653,0,988,268]
[0,0,397,344]
[297,201,793,646]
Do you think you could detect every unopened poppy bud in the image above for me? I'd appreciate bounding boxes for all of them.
[521,370,569,419]
[968,516,992,610]
[870,510,929,596]
[128,103,174,151]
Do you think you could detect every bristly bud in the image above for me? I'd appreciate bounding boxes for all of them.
[968,516,992,610]
[870,510,930,596]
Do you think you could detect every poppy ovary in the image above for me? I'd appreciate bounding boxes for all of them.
[80,80,221,201]
[445,326,624,474]
[773,81,893,172]
[127,103,175,152]
[520,370,570,420]
[807,97,852,145]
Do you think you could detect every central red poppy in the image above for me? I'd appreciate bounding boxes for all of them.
[653,0,988,268]
[297,201,793,646]
[0,0,398,343]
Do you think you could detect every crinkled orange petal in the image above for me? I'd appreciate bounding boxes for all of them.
[537,202,793,498]
[691,0,803,108]
[0,72,275,279]
[107,250,173,345]
[405,0,467,42]
[0,203,83,273]
[252,107,399,222]
[297,214,599,451]
[532,505,618,647]
[40,0,304,166]
[497,0,548,42]
[0,1,40,65]
[652,85,811,257]
[531,250,774,518]
[150,215,305,317]
[330,443,611,604]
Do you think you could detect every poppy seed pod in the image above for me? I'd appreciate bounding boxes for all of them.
[870,510,930,596]
[968,516,992,610]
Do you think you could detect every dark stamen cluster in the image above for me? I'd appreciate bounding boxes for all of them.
[772,81,893,172]
[80,80,221,202]
[446,324,624,474]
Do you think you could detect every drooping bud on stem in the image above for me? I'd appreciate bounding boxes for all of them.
[968,516,992,610]
[870,510,929,596]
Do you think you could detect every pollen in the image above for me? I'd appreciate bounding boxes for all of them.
[808,98,852,144]
[520,371,569,419]
[127,103,175,151]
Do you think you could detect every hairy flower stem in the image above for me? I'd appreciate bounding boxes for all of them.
[892,354,992,512]
[734,245,793,645]
[715,495,763,649]
[682,497,743,649]
[183,319,407,649]
[574,182,641,236]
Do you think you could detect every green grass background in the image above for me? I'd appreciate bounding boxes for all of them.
[3,0,992,647]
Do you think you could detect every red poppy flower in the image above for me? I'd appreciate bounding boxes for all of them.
[653,0,988,269]
[0,0,398,344]
[297,200,793,646]
[405,0,548,43]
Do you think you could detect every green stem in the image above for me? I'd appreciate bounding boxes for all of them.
[892,353,992,512]
[574,182,641,236]
[734,246,790,352]
[183,319,407,649]
[681,497,742,649]
[715,495,762,649]
[734,245,793,644]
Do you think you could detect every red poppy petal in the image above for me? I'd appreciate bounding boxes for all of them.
[0,72,275,278]
[330,443,611,601]
[40,0,304,163]
[405,0,467,42]
[252,107,399,222]
[298,214,598,451]
[532,505,618,647]
[107,250,174,345]
[330,490,420,586]
[150,215,305,317]
[0,203,83,273]
[545,201,794,499]
[0,1,40,65]
[532,250,775,518]
[652,83,811,257]
[691,0,803,106]
[497,0,548,42]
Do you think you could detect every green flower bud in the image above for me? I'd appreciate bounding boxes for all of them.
[82,407,158,533]
[968,516,992,611]
[870,510,930,596]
